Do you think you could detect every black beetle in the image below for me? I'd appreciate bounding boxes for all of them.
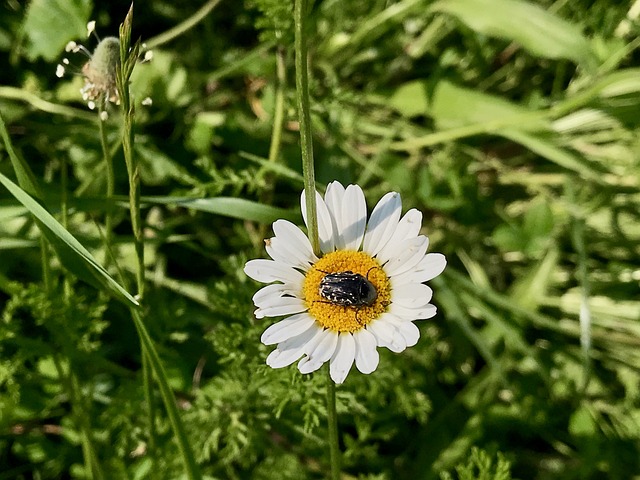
[318,270,378,307]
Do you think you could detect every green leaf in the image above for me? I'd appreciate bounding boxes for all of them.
[23,0,92,61]
[431,0,597,69]
[509,247,559,310]
[502,129,605,181]
[0,112,42,198]
[427,81,549,131]
[389,80,550,131]
[143,196,298,223]
[0,172,139,307]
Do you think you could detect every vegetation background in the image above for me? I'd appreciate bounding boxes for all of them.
[1,0,639,478]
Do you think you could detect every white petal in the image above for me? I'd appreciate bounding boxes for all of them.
[298,329,339,374]
[266,325,322,368]
[341,184,367,251]
[392,253,447,285]
[367,317,407,353]
[301,189,335,253]
[260,313,316,345]
[252,283,300,307]
[391,283,433,308]
[329,333,356,384]
[389,303,437,321]
[385,314,421,347]
[376,209,423,261]
[353,329,379,374]
[270,219,318,267]
[381,236,429,277]
[255,297,308,319]
[244,259,305,285]
[363,191,402,256]
[324,181,346,249]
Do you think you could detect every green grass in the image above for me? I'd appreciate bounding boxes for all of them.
[1,0,640,479]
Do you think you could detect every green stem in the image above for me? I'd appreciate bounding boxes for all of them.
[61,156,72,299]
[267,46,286,166]
[117,7,144,300]
[326,367,341,480]
[145,0,223,50]
[568,184,591,393]
[256,46,287,245]
[142,349,158,459]
[117,9,199,479]
[53,357,104,480]
[294,0,320,257]
[130,308,202,479]
[98,107,115,268]
[40,237,52,293]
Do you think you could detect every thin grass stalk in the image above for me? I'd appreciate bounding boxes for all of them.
[568,184,591,393]
[268,46,286,167]
[294,0,341,476]
[116,7,199,478]
[294,0,320,257]
[130,307,202,479]
[98,106,115,268]
[59,158,104,480]
[326,367,341,480]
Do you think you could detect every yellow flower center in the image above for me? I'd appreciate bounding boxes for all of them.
[303,250,391,333]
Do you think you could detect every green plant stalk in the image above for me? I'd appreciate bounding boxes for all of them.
[116,5,155,472]
[52,356,105,480]
[98,106,115,268]
[145,0,222,50]
[61,156,72,299]
[326,367,341,480]
[117,7,199,478]
[256,46,287,245]
[130,307,202,480]
[58,162,105,480]
[142,349,158,457]
[268,47,286,167]
[295,0,340,476]
[568,184,591,393]
[117,6,144,300]
[295,0,320,257]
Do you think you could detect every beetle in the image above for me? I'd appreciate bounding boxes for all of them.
[318,269,378,308]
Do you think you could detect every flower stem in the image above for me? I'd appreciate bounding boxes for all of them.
[98,106,114,268]
[294,0,320,257]
[117,5,144,300]
[145,0,222,50]
[130,307,202,479]
[326,366,341,480]
[267,46,286,167]
[116,8,199,479]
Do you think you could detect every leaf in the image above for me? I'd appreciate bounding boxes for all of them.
[427,80,549,131]
[509,247,559,310]
[389,80,551,131]
[23,0,92,61]
[0,172,139,307]
[0,113,136,307]
[0,112,42,198]
[502,129,605,181]
[142,196,298,223]
[431,0,597,69]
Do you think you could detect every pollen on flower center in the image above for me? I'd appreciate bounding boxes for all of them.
[304,250,390,333]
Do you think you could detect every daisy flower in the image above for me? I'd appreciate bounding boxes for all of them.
[244,181,446,384]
